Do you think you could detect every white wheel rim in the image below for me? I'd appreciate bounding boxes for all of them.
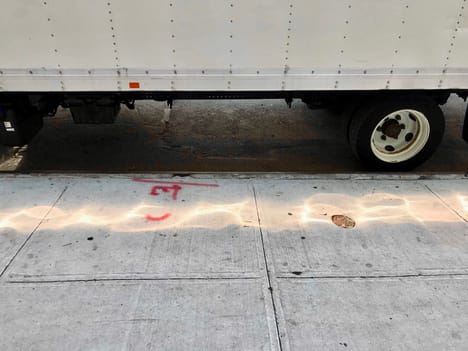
[370,109,431,163]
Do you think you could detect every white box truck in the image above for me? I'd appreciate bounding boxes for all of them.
[1,0,467,170]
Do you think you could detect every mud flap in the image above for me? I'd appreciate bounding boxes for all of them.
[464,104,468,142]
[0,106,43,146]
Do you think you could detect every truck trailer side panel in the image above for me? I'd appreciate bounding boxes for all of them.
[1,0,468,92]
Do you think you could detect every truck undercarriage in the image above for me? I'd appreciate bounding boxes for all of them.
[1,89,466,170]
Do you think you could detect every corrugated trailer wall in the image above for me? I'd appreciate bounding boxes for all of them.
[1,0,468,92]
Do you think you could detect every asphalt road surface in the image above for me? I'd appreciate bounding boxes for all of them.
[1,95,467,173]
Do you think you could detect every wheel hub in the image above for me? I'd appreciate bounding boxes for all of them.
[381,119,403,139]
[370,109,431,163]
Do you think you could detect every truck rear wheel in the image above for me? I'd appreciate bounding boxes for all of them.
[348,96,445,171]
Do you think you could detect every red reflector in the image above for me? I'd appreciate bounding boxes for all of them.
[129,82,140,89]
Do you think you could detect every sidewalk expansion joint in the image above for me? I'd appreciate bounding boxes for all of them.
[3,276,262,285]
[278,272,468,281]
[252,184,284,351]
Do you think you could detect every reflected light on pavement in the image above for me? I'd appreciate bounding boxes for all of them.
[459,195,468,213]
[0,201,252,233]
[0,192,466,233]
[299,192,461,227]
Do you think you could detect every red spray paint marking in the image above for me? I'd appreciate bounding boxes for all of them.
[150,185,182,200]
[133,178,219,222]
[146,213,172,222]
[133,178,219,188]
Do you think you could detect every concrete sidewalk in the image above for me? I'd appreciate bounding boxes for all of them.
[0,174,467,350]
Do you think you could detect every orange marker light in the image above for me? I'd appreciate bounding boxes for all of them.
[129,82,140,89]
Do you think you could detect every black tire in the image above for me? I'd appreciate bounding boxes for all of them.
[348,95,445,171]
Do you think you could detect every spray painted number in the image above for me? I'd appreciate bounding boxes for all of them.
[133,178,219,221]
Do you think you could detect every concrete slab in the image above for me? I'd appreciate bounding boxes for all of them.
[277,277,468,351]
[0,176,67,275]
[0,279,278,351]
[254,179,468,277]
[5,176,263,281]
